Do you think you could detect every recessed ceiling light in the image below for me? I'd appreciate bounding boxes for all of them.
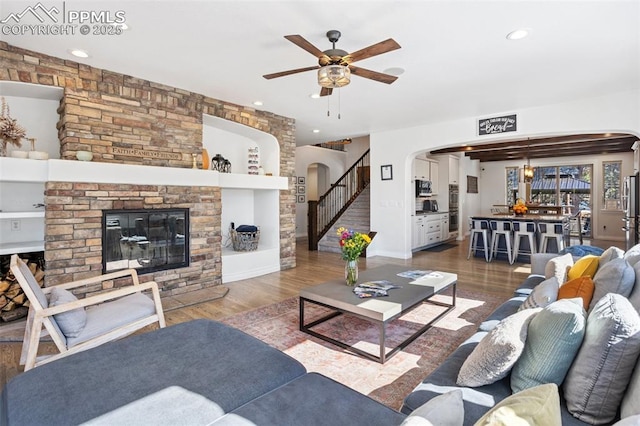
[312,129,320,133]
[506,29,530,40]
[310,93,321,99]
[383,67,405,76]
[69,49,89,58]
[253,101,263,106]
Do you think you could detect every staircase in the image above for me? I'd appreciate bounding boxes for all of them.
[317,187,370,254]
[308,149,370,250]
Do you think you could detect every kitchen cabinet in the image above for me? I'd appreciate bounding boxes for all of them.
[441,213,450,241]
[412,212,450,250]
[412,216,426,249]
[413,158,439,195]
[448,156,459,184]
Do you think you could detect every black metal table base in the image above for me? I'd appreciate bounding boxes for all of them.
[299,284,456,364]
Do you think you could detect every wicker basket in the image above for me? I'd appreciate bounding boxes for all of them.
[230,228,260,251]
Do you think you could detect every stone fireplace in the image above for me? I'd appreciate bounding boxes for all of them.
[103,208,189,275]
[42,161,222,299]
[0,41,296,301]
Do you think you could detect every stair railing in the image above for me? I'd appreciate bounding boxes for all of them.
[308,149,370,250]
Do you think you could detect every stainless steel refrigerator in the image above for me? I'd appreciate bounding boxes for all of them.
[623,172,639,250]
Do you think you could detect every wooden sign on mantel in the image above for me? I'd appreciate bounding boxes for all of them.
[478,114,517,135]
[107,147,182,160]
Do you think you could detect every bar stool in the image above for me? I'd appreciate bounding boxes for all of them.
[538,222,565,253]
[468,219,490,262]
[490,220,514,264]
[513,221,537,262]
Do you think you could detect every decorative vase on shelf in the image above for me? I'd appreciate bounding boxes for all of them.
[202,149,210,170]
[345,260,359,286]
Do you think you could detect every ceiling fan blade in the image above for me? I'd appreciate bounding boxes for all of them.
[284,34,326,58]
[263,65,320,80]
[320,87,333,97]
[349,66,398,84]
[347,38,401,63]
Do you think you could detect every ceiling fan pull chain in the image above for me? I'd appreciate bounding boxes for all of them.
[327,95,330,117]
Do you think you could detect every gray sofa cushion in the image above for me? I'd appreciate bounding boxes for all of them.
[478,296,526,332]
[514,275,547,296]
[213,373,407,426]
[564,294,640,425]
[402,332,511,423]
[589,258,635,312]
[2,319,307,425]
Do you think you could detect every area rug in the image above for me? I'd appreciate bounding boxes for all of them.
[222,288,505,410]
[421,243,458,252]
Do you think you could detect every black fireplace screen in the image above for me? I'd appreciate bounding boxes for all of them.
[102,209,189,274]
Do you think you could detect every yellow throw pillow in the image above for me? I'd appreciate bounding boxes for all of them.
[474,383,561,426]
[567,255,599,281]
[557,276,595,310]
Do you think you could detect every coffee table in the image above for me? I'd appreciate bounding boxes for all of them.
[299,264,457,363]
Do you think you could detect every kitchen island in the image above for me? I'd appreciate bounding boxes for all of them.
[470,213,570,261]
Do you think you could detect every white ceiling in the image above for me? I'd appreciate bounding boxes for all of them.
[1,1,639,146]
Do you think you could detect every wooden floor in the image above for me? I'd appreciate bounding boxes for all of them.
[0,236,623,389]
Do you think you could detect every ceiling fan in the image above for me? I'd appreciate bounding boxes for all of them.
[263,30,401,96]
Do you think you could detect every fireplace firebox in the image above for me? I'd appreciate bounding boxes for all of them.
[102,209,189,274]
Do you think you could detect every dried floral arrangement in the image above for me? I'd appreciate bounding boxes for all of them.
[0,97,27,155]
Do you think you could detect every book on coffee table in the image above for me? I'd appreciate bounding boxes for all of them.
[352,280,401,298]
[396,270,432,279]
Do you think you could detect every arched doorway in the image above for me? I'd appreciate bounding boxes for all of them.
[307,163,330,201]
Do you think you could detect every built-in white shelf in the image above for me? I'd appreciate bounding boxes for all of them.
[0,211,45,219]
[0,240,45,255]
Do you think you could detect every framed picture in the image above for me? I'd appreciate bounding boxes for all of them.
[381,164,393,181]
[467,175,478,193]
[297,185,305,194]
[297,195,305,203]
[297,176,306,185]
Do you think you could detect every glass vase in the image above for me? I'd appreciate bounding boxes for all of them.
[345,259,359,286]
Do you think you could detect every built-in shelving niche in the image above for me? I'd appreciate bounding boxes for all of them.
[202,114,286,283]
[0,82,62,256]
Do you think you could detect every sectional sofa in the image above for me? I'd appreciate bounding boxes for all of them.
[5,247,640,425]
[402,247,640,426]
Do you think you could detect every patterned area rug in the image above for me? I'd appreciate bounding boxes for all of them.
[222,288,505,410]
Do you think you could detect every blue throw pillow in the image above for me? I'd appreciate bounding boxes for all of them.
[559,245,604,257]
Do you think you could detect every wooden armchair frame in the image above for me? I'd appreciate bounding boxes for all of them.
[10,254,166,371]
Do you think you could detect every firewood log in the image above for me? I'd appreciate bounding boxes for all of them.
[0,280,10,293]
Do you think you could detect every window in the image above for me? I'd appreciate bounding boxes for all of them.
[603,161,622,210]
[506,167,519,204]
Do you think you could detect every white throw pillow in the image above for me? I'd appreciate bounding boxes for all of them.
[457,308,541,387]
[49,287,87,338]
[544,253,574,286]
[400,390,464,426]
[518,277,559,311]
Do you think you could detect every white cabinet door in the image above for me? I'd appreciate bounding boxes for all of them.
[413,159,430,180]
[429,161,439,195]
[412,216,424,249]
[448,156,459,184]
[441,213,449,241]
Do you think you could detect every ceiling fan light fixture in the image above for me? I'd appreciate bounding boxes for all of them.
[318,64,351,88]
